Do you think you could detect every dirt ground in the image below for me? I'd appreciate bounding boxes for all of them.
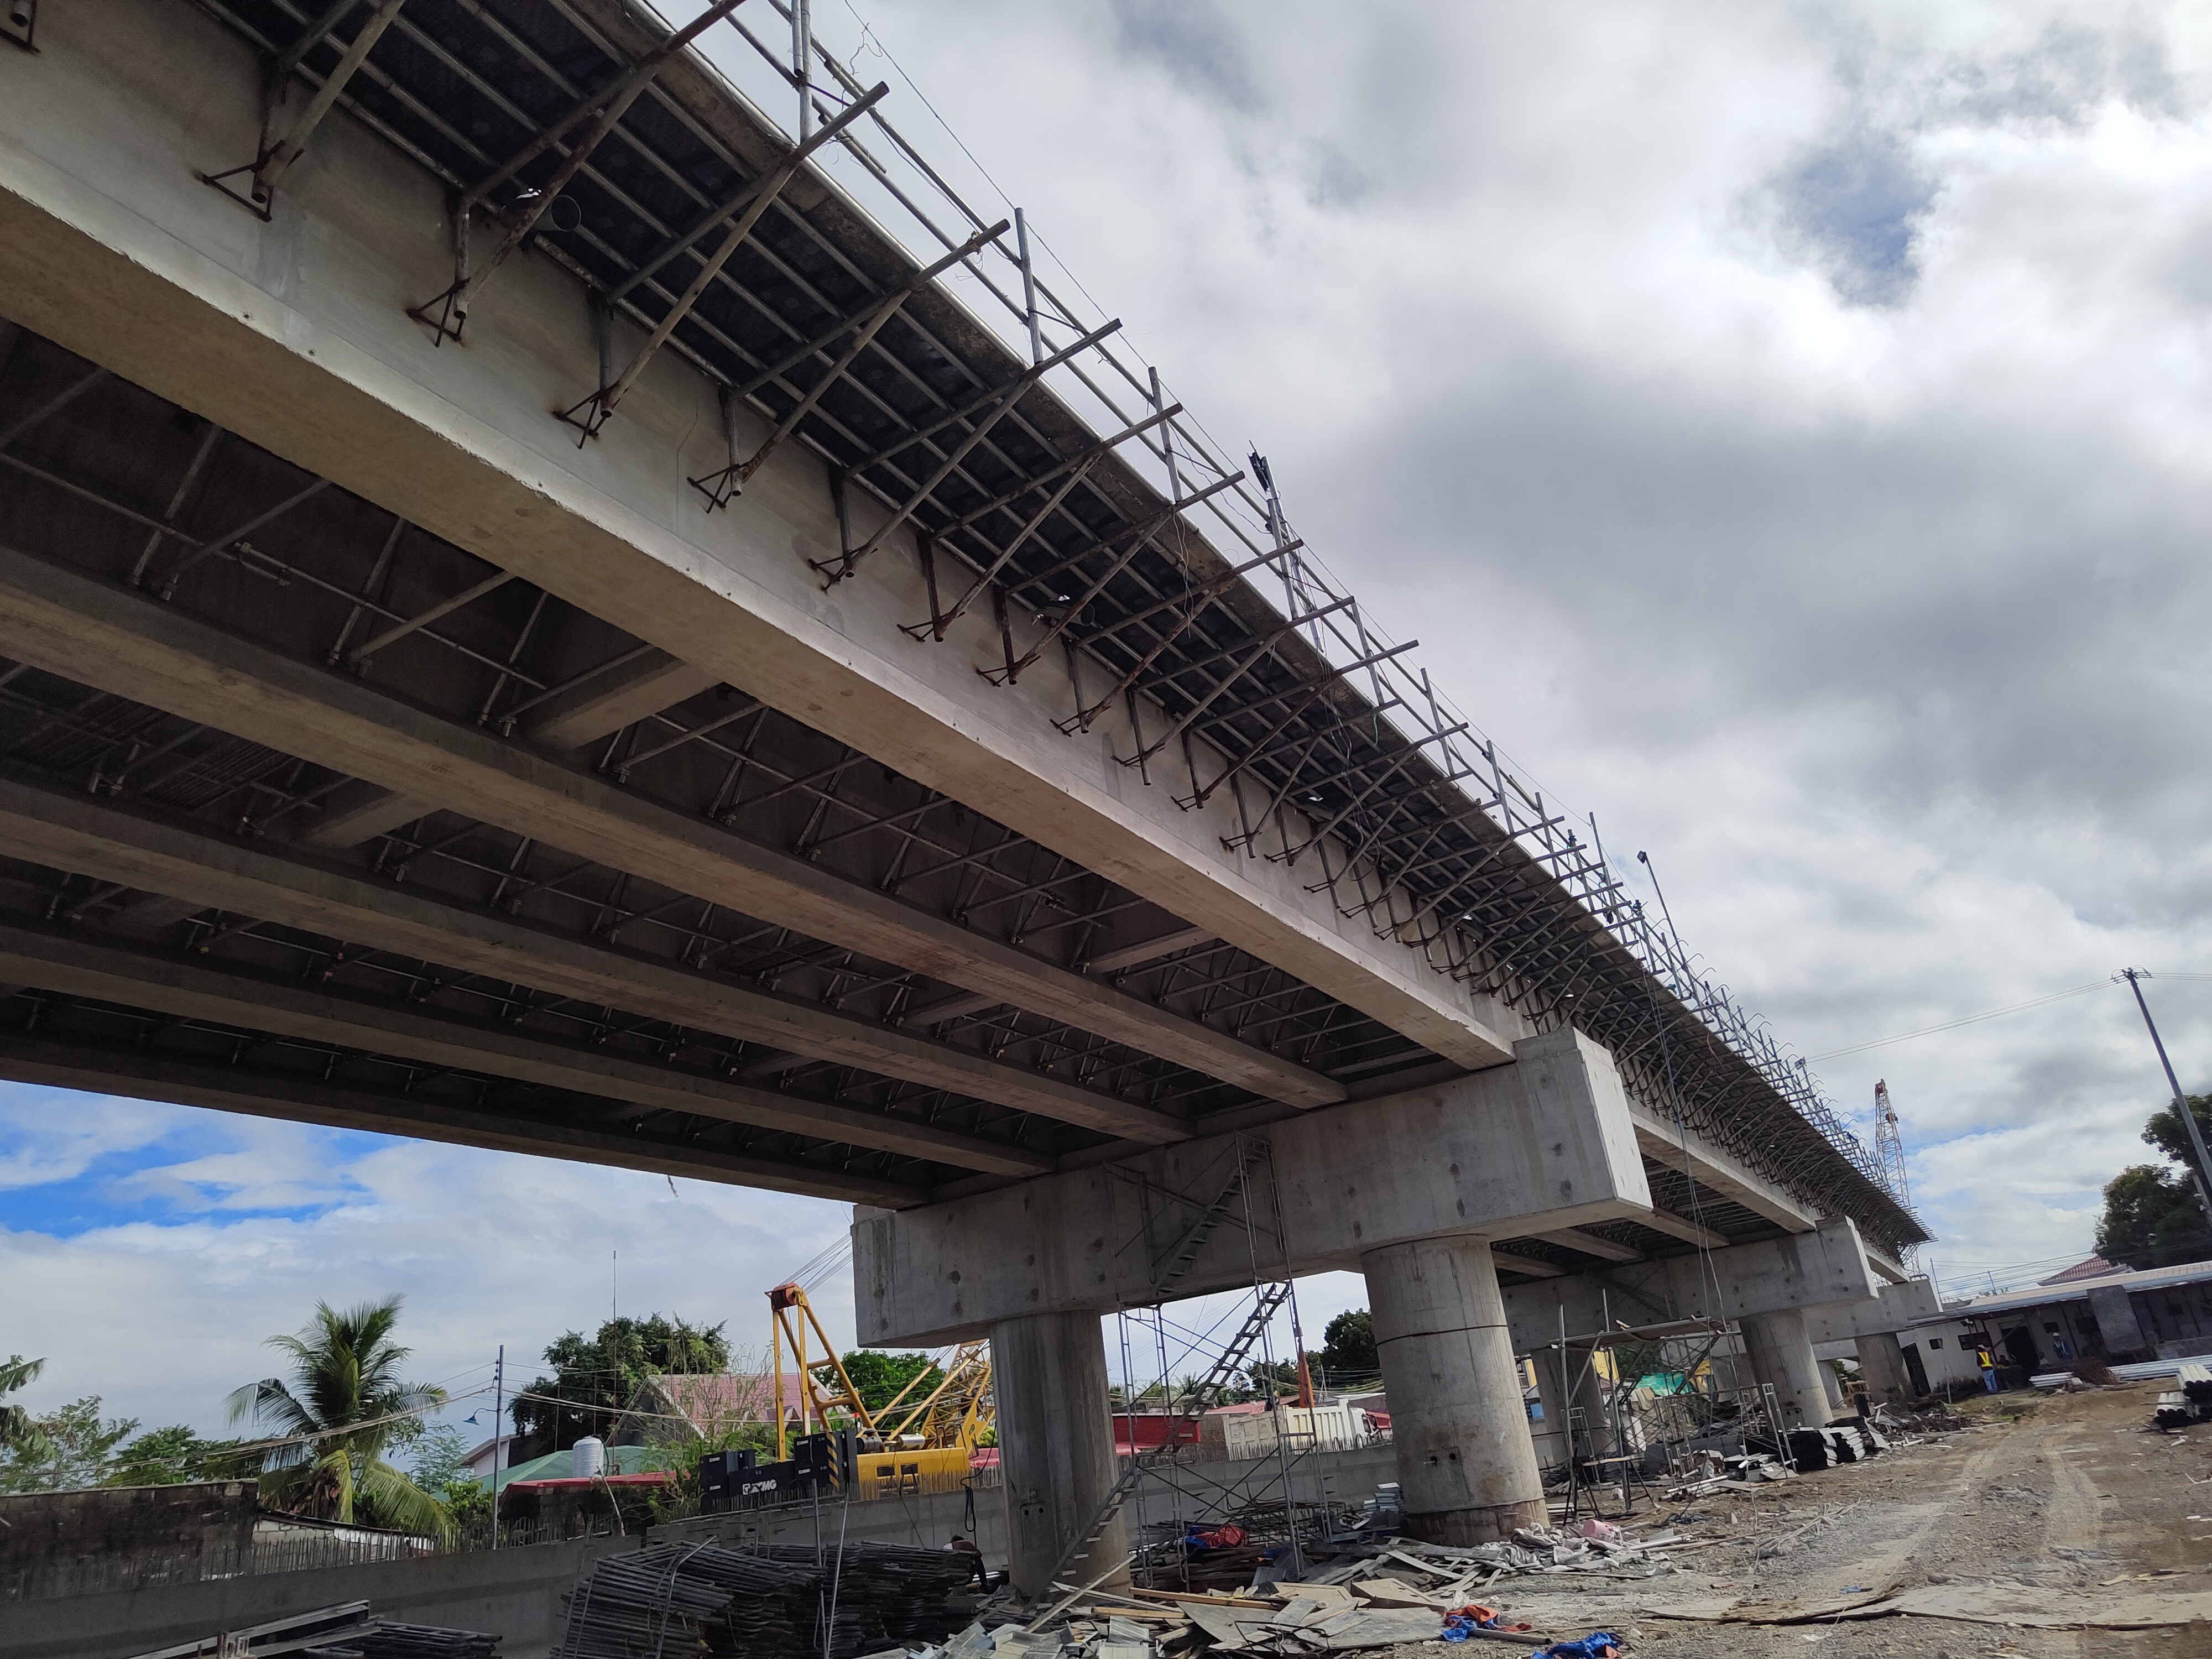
[1390,1384,2212,1656]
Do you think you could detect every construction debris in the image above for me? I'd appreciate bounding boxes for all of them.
[128,1605,497,1659]
[130,1605,374,1659]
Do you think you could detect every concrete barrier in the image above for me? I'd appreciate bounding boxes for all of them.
[0,1533,638,1659]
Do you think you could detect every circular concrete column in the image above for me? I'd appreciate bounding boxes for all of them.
[1364,1235,1545,1543]
[990,1310,1129,1599]
[1855,1331,1915,1405]
[1739,1308,1830,1428]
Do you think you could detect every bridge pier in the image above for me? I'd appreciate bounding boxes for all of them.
[855,1028,1652,1579]
[992,1311,1129,1598]
[1365,1236,1545,1542]
[1739,1308,1831,1428]
[1855,1331,1917,1404]
[1801,1281,1946,1409]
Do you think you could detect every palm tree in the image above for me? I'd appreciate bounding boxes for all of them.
[0,1356,51,1464]
[226,1297,448,1537]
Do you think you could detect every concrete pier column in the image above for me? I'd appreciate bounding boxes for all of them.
[1365,1236,1545,1543]
[1739,1309,1830,1428]
[1855,1331,1916,1405]
[990,1311,1128,1599]
[1819,1356,1845,1412]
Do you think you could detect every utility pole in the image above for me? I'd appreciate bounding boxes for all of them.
[491,1343,504,1552]
[2121,968,2212,1224]
[792,0,813,142]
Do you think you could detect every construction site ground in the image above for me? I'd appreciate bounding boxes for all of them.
[1386,1385,2212,1655]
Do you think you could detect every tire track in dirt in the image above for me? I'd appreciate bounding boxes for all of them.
[1738,1423,2036,1620]
[2031,1435,2103,1659]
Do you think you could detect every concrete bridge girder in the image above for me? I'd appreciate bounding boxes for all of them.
[0,0,1526,1075]
[0,542,1337,1118]
[854,1027,1652,1349]
[0,770,1201,1145]
[0,916,1056,1180]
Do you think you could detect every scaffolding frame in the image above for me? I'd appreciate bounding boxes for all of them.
[1060,1134,1333,1593]
[1541,1309,1790,1521]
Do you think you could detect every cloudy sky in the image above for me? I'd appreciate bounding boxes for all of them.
[8,0,2212,1438]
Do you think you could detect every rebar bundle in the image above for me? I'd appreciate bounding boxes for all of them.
[555,1541,973,1659]
[755,1543,975,1646]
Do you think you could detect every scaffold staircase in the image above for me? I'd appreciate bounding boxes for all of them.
[1042,1280,1292,1593]
[1149,1138,1273,1294]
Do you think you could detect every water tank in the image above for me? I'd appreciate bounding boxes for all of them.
[572,1436,606,1478]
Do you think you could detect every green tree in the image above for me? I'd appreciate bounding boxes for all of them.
[512,1314,729,1454]
[106,1425,250,1487]
[839,1350,941,1416]
[226,1295,448,1536]
[406,1422,472,1492]
[2096,1164,2212,1270]
[0,1396,139,1493]
[646,1418,776,1524]
[406,1422,493,1533]
[1244,1358,1300,1396]
[1310,1309,1378,1387]
[0,1357,49,1465]
[2144,1094,2212,1176]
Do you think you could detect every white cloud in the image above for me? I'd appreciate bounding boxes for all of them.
[0,1088,194,1190]
[758,0,2212,1279]
[0,1107,852,1436]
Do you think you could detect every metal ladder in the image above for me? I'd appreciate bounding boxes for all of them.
[1041,1280,1292,1593]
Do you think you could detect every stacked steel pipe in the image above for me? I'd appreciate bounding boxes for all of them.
[357,1625,503,1659]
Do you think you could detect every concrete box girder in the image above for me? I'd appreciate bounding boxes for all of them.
[0,541,1337,1113]
[854,1027,1652,1347]
[0,0,1525,1076]
[0,769,1186,1142]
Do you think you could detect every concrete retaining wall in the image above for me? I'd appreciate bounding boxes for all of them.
[0,1484,255,1599]
[0,1532,638,1659]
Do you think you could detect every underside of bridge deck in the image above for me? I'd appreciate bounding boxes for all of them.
[0,0,1923,1275]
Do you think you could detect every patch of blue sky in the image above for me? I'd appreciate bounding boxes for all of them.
[1779,135,1932,308]
[0,1084,390,1238]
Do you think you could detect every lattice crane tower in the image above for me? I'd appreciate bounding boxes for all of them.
[1873,1081,1911,1207]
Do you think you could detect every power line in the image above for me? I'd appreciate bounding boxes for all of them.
[1806,968,2212,1063]
[1804,980,2114,1062]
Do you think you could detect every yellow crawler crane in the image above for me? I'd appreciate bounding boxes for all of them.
[768,1279,875,1458]
[767,1281,992,1490]
[881,1339,994,1451]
